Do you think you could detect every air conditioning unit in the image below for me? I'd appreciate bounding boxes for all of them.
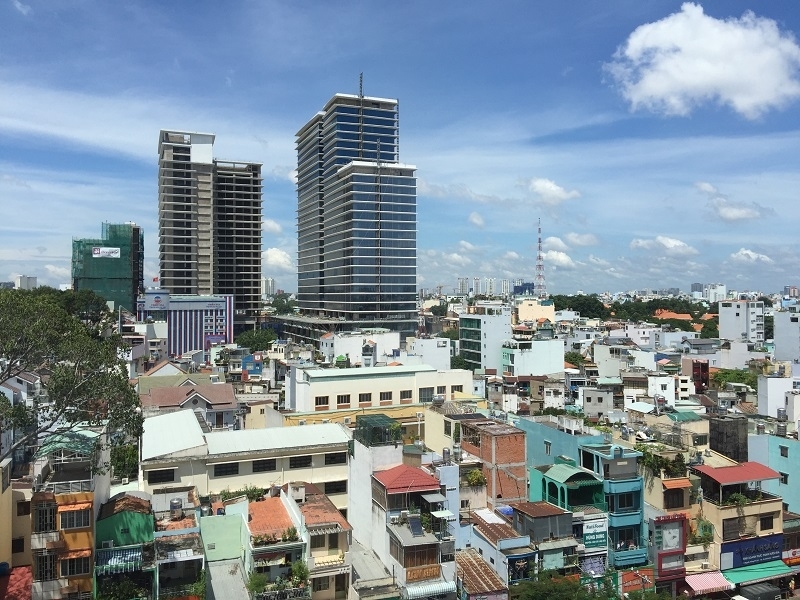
[416,412,424,419]
[121,477,129,485]
[101,540,114,549]
[389,515,400,525]
[400,510,409,520]
[343,417,352,425]
[701,561,710,570]
[298,420,306,426]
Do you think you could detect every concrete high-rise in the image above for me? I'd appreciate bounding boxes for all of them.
[158,130,263,331]
[295,93,417,336]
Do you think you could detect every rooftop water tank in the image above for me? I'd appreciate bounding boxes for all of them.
[169,498,183,521]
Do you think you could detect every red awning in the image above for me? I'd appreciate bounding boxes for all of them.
[685,572,733,596]
[59,549,92,560]
[662,478,692,489]
[57,502,93,513]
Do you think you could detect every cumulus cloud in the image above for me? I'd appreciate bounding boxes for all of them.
[630,235,698,256]
[443,253,472,267]
[468,212,485,228]
[262,247,294,272]
[605,3,800,119]
[564,232,598,246]
[44,264,69,280]
[588,255,610,267]
[459,240,477,252]
[543,236,569,252]
[694,181,772,222]
[261,219,283,234]
[543,250,577,269]
[528,178,580,206]
[503,251,521,260]
[730,248,774,264]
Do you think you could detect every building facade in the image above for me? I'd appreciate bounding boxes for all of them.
[71,222,144,312]
[157,130,262,331]
[296,93,417,337]
[719,300,765,344]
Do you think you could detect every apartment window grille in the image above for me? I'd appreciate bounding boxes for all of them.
[33,550,57,581]
[418,387,434,403]
[289,455,312,469]
[253,459,277,473]
[213,463,239,477]
[359,393,372,403]
[337,394,350,406]
[324,452,347,465]
[325,480,347,495]
[147,469,175,485]
[61,509,90,530]
[761,515,775,531]
[34,503,56,533]
[379,392,392,402]
[315,396,329,407]
[437,386,447,395]
[400,390,412,400]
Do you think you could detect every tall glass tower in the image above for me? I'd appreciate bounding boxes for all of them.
[296,93,417,336]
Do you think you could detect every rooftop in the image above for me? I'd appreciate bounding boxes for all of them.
[471,509,524,545]
[508,501,568,518]
[692,462,780,485]
[205,423,350,457]
[98,493,152,521]
[155,533,204,561]
[142,383,236,409]
[456,549,507,595]
[373,464,441,494]
[301,364,437,380]
[249,497,294,538]
[299,487,352,533]
[141,409,206,461]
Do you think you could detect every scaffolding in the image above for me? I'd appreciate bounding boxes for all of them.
[71,222,144,312]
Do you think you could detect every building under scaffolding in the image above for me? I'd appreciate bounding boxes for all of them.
[72,221,144,312]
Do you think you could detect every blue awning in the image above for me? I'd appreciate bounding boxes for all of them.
[403,579,456,599]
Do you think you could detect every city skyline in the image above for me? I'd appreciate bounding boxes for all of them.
[2,2,800,293]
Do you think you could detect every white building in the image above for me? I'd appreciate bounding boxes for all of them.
[774,307,800,361]
[459,302,513,371]
[718,300,765,344]
[318,329,401,366]
[704,283,727,303]
[500,338,564,377]
[758,372,800,419]
[139,411,351,509]
[402,336,452,371]
[286,364,472,413]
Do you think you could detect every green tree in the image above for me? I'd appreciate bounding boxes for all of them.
[0,289,141,463]
[451,354,470,370]
[564,351,585,367]
[235,327,277,351]
[438,329,460,341]
[97,576,149,600]
[764,315,774,340]
[271,293,297,315]
[711,368,757,392]
[111,444,139,479]
[757,295,773,307]
[699,319,719,339]
[550,294,609,319]
[429,303,447,317]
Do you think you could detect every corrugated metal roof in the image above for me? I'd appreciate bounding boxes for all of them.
[304,364,436,379]
[544,463,602,485]
[205,423,350,457]
[141,409,206,461]
[692,462,780,485]
[666,411,701,422]
[662,478,692,489]
[456,549,507,594]
[597,377,623,385]
[628,401,656,413]
[404,579,457,599]
[373,464,440,494]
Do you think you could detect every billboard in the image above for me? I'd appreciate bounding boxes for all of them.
[583,518,608,549]
[721,533,782,569]
[142,292,170,311]
[92,247,121,258]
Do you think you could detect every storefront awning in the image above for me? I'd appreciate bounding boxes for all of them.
[60,549,92,560]
[685,572,733,595]
[403,579,456,599]
[430,509,455,520]
[58,502,93,512]
[662,478,692,489]
[723,560,793,586]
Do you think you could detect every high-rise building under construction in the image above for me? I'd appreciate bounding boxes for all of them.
[157,130,263,331]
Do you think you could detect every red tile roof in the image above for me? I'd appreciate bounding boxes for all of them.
[373,464,441,494]
[0,566,32,600]
[299,489,352,532]
[692,462,780,485]
[249,497,294,537]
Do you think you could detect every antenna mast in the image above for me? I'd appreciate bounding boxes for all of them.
[534,218,547,299]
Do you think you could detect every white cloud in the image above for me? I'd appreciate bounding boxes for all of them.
[261,219,283,234]
[443,253,472,267]
[695,181,772,222]
[44,264,69,279]
[543,236,569,252]
[564,232,598,246]
[588,255,610,267]
[418,180,501,204]
[262,247,294,273]
[528,178,580,206]
[543,250,577,269]
[459,240,477,252]
[630,235,698,256]
[468,212,485,228]
[12,0,31,16]
[730,248,774,264]
[606,3,800,119]
[503,251,521,260]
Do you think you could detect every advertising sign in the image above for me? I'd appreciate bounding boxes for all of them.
[92,247,121,258]
[620,567,655,594]
[142,292,170,311]
[721,533,782,568]
[507,552,536,583]
[584,518,608,549]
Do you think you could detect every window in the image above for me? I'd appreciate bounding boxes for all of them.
[444,421,452,437]
[17,501,30,516]
[33,550,57,581]
[723,517,744,541]
[329,532,339,550]
[311,534,326,549]
[12,537,24,554]
[761,514,775,531]
[359,393,372,404]
[780,445,789,458]
[313,577,330,592]
[61,509,90,530]
[337,394,350,406]
[290,455,312,469]
[60,557,91,577]
[544,441,551,456]
[437,386,447,395]
[34,503,56,533]
[461,499,470,509]
[781,472,789,485]
[315,396,329,407]
[324,452,347,465]
[147,469,175,485]
[253,459,277,472]
[213,463,239,477]
[451,385,463,393]
[418,387,434,403]
[664,489,685,509]
[325,480,347,494]
[586,397,592,403]
[400,390,413,400]
[379,391,392,402]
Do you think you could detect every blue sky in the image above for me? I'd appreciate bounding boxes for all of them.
[2,1,800,295]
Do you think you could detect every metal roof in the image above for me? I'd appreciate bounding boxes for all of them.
[205,423,349,457]
[628,401,656,414]
[35,428,100,459]
[692,462,780,485]
[666,411,702,422]
[456,549,507,595]
[141,409,206,461]
[303,364,436,379]
[544,463,602,485]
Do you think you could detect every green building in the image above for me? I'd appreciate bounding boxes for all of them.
[72,222,144,312]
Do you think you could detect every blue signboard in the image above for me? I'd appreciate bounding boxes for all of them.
[507,550,537,583]
[721,533,783,568]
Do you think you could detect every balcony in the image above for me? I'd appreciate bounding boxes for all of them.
[544,494,607,513]
[30,531,61,550]
[608,538,648,568]
[254,587,310,600]
[308,550,345,571]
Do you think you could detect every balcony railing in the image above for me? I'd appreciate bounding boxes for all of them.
[702,489,782,507]
[253,586,311,600]
[30,531,60,550]
[35,479,94,494]
[544,494,607,513]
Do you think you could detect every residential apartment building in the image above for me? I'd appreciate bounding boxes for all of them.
[318,329,401,366]
[295,92,417,337]
[71,221,144,313]
[157,130,262,331]
[139,411,351,510]
[773,307,800,361]
[749,431,799,512]
[500,338,564,377]
[719,300,765,344]
[460,303,513,372]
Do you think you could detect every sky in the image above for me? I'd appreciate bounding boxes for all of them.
[2,1,800,296]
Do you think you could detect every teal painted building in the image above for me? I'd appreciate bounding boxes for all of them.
[749,432,799,512]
